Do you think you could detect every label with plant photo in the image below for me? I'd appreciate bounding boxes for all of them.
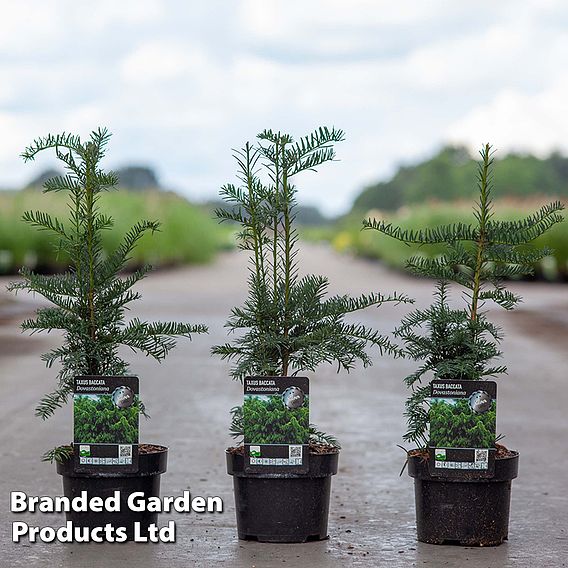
[428,379,497,478]
[243,376,309,474]
[73,376,139,473]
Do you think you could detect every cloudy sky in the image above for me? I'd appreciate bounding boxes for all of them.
[1,0,567,214]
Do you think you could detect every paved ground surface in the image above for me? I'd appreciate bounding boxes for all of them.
[0,244,567,568]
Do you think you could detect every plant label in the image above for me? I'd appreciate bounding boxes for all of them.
[243,376,309,474]
[73,376,139,474]
[428,379,497,478]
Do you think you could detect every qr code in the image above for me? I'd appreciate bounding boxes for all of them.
[475,449,488,462]
[119,445,132,458]
[289,445,302,458]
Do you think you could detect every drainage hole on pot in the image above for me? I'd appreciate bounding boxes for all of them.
[242,535,259,541]
[441,539,463,546]
[305,534,324,542]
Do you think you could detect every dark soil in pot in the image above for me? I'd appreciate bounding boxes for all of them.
[408,449,519,546]
[57,444,167,540]
[227,446,339,543]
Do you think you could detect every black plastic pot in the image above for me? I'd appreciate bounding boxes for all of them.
[408,452,519,546]
[227,450,339,543]
[57,445,167,540]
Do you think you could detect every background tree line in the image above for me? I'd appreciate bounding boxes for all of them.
[352,146,568,213]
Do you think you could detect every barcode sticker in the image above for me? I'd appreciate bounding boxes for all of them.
[119,445,132,458]
[475,449,488,463]
[289,445,302,458]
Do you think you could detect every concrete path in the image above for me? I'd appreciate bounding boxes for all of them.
[1,244,567,568]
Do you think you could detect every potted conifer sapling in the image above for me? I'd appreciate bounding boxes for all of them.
[9,129,207,537]
[213,127,411,543]
[364,144,564,545]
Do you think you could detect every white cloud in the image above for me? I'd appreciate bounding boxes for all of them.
[240,0,472,42]
[120,41,209,84]
[2,1,568,213]
[0,3,59,55]
[446,81,568,155]
[84,0,165,30]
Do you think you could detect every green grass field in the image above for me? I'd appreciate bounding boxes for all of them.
[0,189,230,274]
[327,200,568,281]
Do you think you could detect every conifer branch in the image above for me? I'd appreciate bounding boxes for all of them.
[214,127,410,444]
[367,144,564,447]
[11,128,208,430]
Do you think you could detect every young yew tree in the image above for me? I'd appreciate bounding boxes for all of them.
[212,127,411,446]
[9,128,207,460]
[364,144,564,448]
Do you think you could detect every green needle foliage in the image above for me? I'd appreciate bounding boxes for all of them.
[213,127,411,447]
[243,395,310,445]
[365,144,565,448]
[9,128,207,460]
[229,404,341,448]
[74,395,139,444]
[429,399,496,448]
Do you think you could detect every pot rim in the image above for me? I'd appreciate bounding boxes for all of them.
[56,443,168,479]
[227,448,339,479]
[407,450,519,483]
